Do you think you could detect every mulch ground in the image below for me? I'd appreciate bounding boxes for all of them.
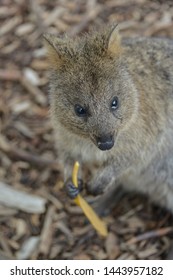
[0,0,173,260]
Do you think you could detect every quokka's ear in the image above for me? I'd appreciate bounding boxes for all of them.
[107,25,122,56]
[43,33,65,68]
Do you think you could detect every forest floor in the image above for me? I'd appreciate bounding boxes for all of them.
[0,0,173,260]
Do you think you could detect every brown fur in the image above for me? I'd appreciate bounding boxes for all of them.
[44,26,173,213]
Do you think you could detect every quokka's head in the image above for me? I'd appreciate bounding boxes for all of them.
[44,26,138,151]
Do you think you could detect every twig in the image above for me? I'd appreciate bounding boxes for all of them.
[0,250,16,260]
[0,136,61,169]
[8,148,60,168]
[0,69,21,81]
[0,233,14,259]
[0,182,47,214]
[0,68,46,106]
[39,205,55,255]
[16,236,40,260]
[0,16,22,37]
[126,227,173,245]
[20,76,46,106]
[69,5,102,36]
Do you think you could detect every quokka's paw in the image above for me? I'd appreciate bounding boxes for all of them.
[90,186,125,216]
[86,181,105,196]
[87,174,110,196]
[64,178,83,199]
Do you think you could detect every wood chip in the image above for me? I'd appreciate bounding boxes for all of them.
[0,182,47,214]
[16,236,40,260]
[0,69,21,81]
[1,0,173,261]
[20,76,47,106]
[44,7,66,27]
[12,101,31,114]
[15,23,35,36]
[55,220,74,244]
[0,205,18,216]
[105,232,120,259]
[127,227,173,245]
[0,16,22,36]
[23,67,40,86]
[39,205,55,255]
[0,233,14,259]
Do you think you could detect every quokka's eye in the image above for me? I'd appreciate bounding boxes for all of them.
[111,96,119,110]
[74,104,87,117]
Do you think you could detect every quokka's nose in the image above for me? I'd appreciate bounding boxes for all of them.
[96,135,114,151]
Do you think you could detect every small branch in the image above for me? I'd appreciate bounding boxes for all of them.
[20,76,46,106]
[126,227,173,245]
[16,236,40,260]
[0,182,47,214]
[0,68,46,106]
[0,69,21,81]
[69,4,101,36]
[39,205,55,255]
[0,136,62,169]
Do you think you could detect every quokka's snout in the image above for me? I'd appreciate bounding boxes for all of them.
[95,134,115,151]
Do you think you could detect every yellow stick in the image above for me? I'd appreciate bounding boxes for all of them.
[72,161,108,237]
[72,161,79,188]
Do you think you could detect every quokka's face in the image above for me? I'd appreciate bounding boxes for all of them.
[50,61,138,151]
[44,26,138,151]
